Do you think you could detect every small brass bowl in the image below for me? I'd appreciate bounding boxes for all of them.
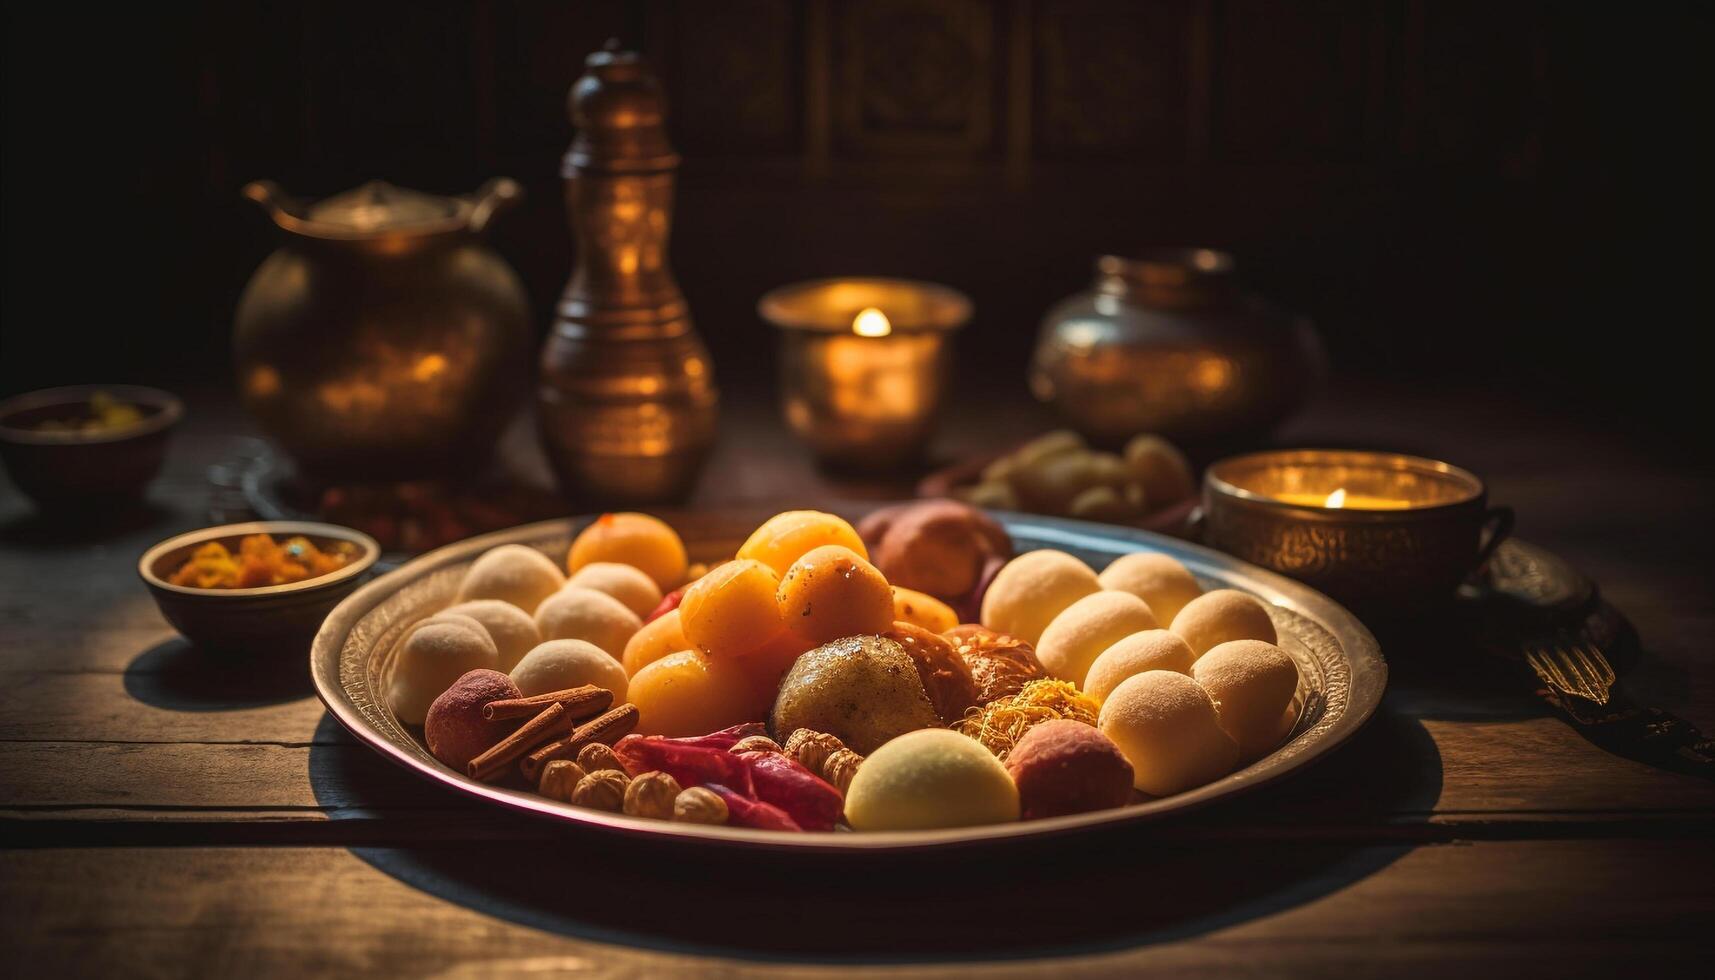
[140,521,381,653]
[1203,450,1512,619]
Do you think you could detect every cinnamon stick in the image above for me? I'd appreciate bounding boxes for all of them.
[520,703,640,782]
[481,685,612,722]
[466,701,576,783]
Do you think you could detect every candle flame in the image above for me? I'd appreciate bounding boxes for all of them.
[1325,488,1348,508]
[852,307,892,338]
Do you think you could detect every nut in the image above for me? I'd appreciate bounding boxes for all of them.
[730,735,783,755]
[622,770,682,820]
[537,759,587,802]
[672,786,728,825]
[823,748,864,794]
[576,742,626,774]
[570,769,629,812]
[783,729,845,775]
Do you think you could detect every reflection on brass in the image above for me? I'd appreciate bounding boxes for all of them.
[1030,249,1324,446]
[760,278,970,470]
[234,179,531,479]
[537,43,718,504]
[1203,450,1513,619]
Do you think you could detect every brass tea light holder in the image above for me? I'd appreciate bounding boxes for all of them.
[760,278,971,471]
[1201,449,1513,619]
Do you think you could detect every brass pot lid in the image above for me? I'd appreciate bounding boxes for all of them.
[243,178,522,241]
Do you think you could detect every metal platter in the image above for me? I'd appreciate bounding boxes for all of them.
[311,510,1386,852]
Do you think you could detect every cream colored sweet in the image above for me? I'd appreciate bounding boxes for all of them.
[980,549,1101,647]
[1098,552,1203,626]
[387,617,501,725]
[455,544,565,613]
[510,638,629,700]
[844,728,1021,831]
[1123,434,1196,509]
[534,586,642,658]
[1083,629,1196,704]
[1033,590,1159,684]
[1170,589,1278,657]
[441,599,541,672]
[1191,639,1299,760]
[565,561,662,619]
[1098,670,1239,796]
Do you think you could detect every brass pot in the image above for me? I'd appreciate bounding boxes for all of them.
[1029,249,1324,446]
[235,179,531,479]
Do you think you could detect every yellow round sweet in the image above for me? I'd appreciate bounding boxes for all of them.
[979,549,1101,647]
[736,510,868,576]
[567,513,687,591]
[844,728,1020,831]
[1098,552,1203,626]
[1191,639,1299,760]
[679,559,787,660]
[777,545,896,647]
[1034,589,1159,683]
[891,586,958,634]
[1083,629,1196,705]
[1098,670,1239,796]
[621,608,690,675]
[1170,589,1278,657]
[628,650,763,737]
[565,561,662,619]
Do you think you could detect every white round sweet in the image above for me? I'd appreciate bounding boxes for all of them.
[1083,629,1196,705]
[510,638,629,701]
[565,561,663,619]
[1192,639,1299,760]
[1034,590,1159,684]
[455,544,566,613]
[533,586,642,658]
[1170,589,1278,657]
[1097,552,1203,626]
[441,599,541,672]
[387,618,500,725]
[1098,670,1239,796]
[979,549,1101,647]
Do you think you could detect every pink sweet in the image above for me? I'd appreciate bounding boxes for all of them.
[425,669,522,771]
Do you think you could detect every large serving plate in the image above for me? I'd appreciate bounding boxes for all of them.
[311,510,1385,852]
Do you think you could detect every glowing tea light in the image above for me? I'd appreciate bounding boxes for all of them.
[759,278,971,469]
[1272,486,1415,510]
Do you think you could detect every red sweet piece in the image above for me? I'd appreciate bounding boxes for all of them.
[736,751,844,831]
[1004,719,1134,819]
[645,586,687,624]
[614,735,755,796]
[704,783,802,831]
[424,670,523,771]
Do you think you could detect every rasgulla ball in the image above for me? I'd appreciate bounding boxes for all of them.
[1171,589,1278,657]
[1034,590,1159,684]
[534,586,642,658]
[1098,670,1239,797]
[1098,552,1203,626]
[1083,629,1196,705]
[441,599,541,672]
[980,549,1101,647]
[510,638,629,701]
[456,544,566,614]
[388,617,500,725]
[1005,719,1134,819]
[565,561,663,619]
[1192,639,1299,760]
[844,728,1021,831]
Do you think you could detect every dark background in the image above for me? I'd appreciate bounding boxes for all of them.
[4,0,1711,445]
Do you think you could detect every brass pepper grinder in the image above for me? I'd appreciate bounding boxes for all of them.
[538,42,719,503]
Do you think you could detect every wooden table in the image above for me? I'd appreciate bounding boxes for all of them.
[3,386,1711,977]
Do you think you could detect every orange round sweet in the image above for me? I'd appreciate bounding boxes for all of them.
[567,513,687,592]
[678,559,787,660]
[736,510,868,577]
[628,650,766,737]
[621,607,690,675]
[777,545,895,647]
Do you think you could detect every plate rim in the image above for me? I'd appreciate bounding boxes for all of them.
[311,510,1386,852]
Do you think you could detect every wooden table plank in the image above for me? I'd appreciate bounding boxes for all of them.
[2,840,1710,977]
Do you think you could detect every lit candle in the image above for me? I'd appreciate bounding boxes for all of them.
[760,278,971,469]
[1271,487,1415,510]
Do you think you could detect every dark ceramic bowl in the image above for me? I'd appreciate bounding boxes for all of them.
[139,521,381,652]
[0,385,183,508]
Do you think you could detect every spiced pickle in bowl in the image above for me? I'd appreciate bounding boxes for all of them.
[313,506,1384,847]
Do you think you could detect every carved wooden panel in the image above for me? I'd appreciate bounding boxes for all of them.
[833,0,1000,155]
[1034,0,1192,159]
[665,0,802,154]
[1209,0,1381,161]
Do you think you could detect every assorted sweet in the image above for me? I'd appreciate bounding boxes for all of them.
[955,430,1196,523]
[169,533,358,589]
[387,508,1301,832]
[857,499,1012,621]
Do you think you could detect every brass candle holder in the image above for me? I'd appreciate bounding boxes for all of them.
[1202,450,1513,618]
[760,278,970,470]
